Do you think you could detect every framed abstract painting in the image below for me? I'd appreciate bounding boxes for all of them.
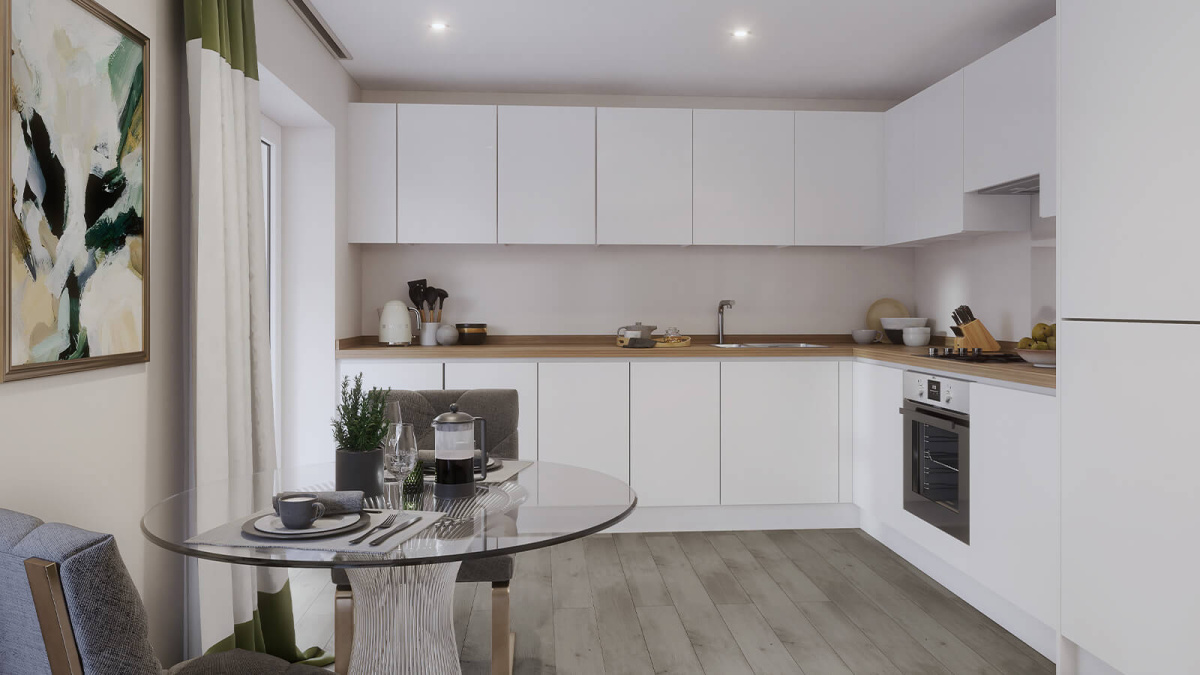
[2,0,149,382]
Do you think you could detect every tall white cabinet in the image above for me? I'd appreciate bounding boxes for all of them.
[537,362,629,482]
[794,112,885,246]
[692,109,795,246]
[596,108,692,245]
[629,362,720,506]
[498,106,596,244]
[396,104,497,243]
[720,361,839,505]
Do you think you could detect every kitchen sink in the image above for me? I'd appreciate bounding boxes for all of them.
[712,343,828,349]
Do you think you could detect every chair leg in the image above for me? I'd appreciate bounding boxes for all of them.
[491,582,514,675]
[334,585,354,675]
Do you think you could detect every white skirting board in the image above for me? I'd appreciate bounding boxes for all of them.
[608,502,861,533]
[859,512,1059,663]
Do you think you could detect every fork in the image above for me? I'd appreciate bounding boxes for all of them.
[349,513,397,545]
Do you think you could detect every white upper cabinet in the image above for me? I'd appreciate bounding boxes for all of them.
[348,103,398,243]
[1061,0,1200,321]
[693,109,795,246]
[964,19,1056,202]
[912,71,967,241]
[498,106,596,244]
[884,99,917,245]
[397,104,497,244]
[597,108,692,245]
[795,111,885,246]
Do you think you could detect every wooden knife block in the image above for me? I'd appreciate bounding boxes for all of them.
[951,319,1002,352]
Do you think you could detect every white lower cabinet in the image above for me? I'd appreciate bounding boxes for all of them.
[720,361,840,505]
[537,362,630,482]
[630,361,720,506]
[337,360,443,393]
[971,383,1059,630]
[444,362,538,461]
[852,362,904,520]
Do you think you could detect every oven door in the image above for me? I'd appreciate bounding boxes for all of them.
[900,401,970,544]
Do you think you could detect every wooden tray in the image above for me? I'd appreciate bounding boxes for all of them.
[653,336,692,348]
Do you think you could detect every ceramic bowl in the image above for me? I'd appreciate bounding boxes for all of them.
[1015,349,1057,368]
[902,327,932,346]
[852,329,882,345]
[880,317,929,330]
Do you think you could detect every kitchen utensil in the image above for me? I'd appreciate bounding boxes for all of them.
[241,512,370,540]
[1015,349,1057,368]
[456,323,487,345]
[616,322,657,340]
[424,287,440,322]
[435,324,459,345]
[407,280,426,315]
[865,298,910,343]
[852,329,882,344]
[378,301,422,346]
[369,516,421,546]
[420,322,441,346]
[431,403,488,499]
[903,327,932,346]
[348,512,399,545]
[436,289,449,323]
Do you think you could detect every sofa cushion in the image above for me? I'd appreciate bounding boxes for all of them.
[166,649,329,675]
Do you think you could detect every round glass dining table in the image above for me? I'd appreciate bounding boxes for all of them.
[142,461,636,675]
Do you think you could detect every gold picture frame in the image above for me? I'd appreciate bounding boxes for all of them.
[2,0,150,382]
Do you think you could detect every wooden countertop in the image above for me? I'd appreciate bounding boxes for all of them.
[337,335,1056,389]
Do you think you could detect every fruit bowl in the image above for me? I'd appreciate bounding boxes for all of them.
[1015,349,1056,368]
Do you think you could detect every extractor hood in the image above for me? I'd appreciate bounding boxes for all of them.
[975,175,1040,195]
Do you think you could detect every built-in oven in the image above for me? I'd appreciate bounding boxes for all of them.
[900,371,970,544]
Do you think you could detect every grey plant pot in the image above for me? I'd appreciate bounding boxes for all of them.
[336,447,384,499]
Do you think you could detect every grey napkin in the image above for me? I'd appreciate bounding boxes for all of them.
[272,490,364,516]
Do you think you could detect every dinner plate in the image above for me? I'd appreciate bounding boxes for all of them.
[242,512,370,540]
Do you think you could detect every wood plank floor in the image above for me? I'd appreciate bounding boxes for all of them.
[291,529,1053,674]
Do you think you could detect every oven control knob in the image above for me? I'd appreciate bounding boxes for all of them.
[918,390,925,398]
[944,394,953,404]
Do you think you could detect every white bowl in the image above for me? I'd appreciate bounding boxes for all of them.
[851,329,881,345]
[902,327,932,346]
[880,317,928,330]
[1015,349,1057,368]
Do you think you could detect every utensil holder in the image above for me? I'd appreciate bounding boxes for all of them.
[951,319,1002,352]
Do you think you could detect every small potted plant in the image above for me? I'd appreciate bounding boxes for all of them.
[332,374,390,498]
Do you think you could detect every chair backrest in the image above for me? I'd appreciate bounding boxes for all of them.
[0,508,160,675]
[386,389,519,459]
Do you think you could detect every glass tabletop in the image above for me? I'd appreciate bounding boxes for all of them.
[141,461,637,569]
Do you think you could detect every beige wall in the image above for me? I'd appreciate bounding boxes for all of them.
[0,0,187,664]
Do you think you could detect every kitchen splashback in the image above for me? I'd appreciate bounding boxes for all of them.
[360,244,916,336]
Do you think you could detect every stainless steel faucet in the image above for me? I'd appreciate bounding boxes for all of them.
[717,300,735,344]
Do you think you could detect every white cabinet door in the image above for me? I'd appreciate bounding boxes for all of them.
[630,362,720,506]
[720,361,839,505]
[498,106,596,244]
[884,99,917,245]
[444,362,538,461]
[795,112,885,246]
[538,362,629,482]
[851,362,904,519]
[597,108,692,245]
[397,104,496,243]
[348,103,397,243]
[912,71,966,241]
[1060,321,1200,674]
[692,110,794,246]
[963,19,1056,193]
[971,383,1059,630]
[337,360,443,393]
[1060,0,1200,321]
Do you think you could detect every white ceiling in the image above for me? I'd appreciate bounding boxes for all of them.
[310,0,1055,101]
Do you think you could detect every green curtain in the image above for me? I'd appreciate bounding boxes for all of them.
[183,1,332,667]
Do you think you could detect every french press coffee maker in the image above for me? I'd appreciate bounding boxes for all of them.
[430,404,488,499]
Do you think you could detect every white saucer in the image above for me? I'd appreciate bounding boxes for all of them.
[254,512,359,535]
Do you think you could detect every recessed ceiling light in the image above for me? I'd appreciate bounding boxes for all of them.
[430,22,448,32]
[731,29,751,39]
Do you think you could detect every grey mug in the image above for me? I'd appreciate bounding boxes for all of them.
[279,494,325,529]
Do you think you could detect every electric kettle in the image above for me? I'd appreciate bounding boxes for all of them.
[378,301,422,346]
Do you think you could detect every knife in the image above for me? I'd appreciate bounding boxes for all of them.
[962,305,976,322]
[369,516,421,547]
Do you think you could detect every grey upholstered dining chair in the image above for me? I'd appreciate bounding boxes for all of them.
[332,388,520,675]
[0,507,326,675]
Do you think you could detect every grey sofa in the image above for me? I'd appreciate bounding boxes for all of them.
[0,508,325,675]
[332,389,519,675]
